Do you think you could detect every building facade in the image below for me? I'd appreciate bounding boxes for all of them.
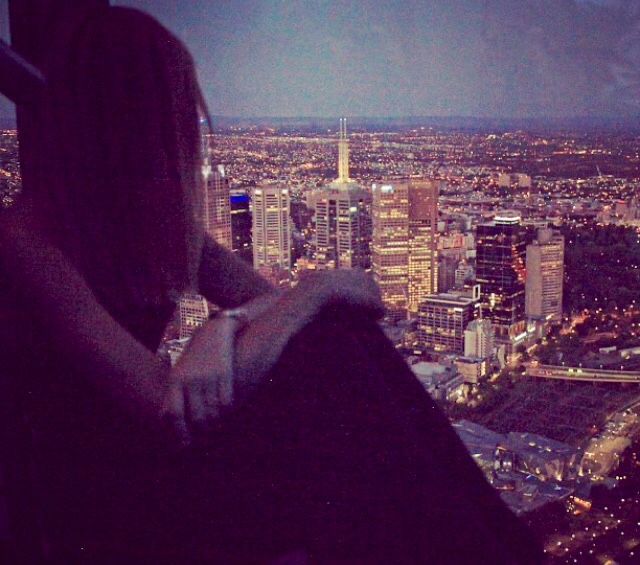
[438,252,460,294]
[178,293,210,339]
[525,228,565,324]
[407,180,439,311]
[455,357,489,384]
[251,185,291,278]
[203,164,232,250]
[313,119,372,270]
[372,179,438,318]
[417,290,480,353]
[476,213,530,355]
[464,318,495,359]
[371,182,409,314]
[313,188,371,270]
[230,188,252,264]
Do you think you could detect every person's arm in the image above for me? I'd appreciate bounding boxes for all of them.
[0,207,170,423]
[198,235,273,307]
[0,208,280,431]
[167,269,385,440]
[2,205,382,444]
[234,270,384,395]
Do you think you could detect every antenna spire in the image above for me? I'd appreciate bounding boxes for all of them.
[337,117,350,183]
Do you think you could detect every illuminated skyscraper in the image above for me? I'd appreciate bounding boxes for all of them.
[464,319,495,359]
[372,181,409,315]
[525,228,564,324]
[476,212,529,355]
[417,288,480,354]
[313,119,371,270]
[230,188,252,263]
[252,185,291,276]
[200,126,232,249]
[203,163,232,250]
[178,133,232,331]
[372,179,438,318]
[407,180,439,312]
[179,293,210,339]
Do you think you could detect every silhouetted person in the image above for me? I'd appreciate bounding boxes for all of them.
[0,6,542,563]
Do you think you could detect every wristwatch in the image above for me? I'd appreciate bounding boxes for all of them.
[217,307,250,329]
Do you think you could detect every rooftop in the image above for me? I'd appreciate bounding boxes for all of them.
[422,292,479,307]
[506,432,579,461]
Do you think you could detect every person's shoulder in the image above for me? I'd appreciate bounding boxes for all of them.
[0,197,37,247]
[0,197,53,261]
[0,198,51,302]
[0,201,36,343]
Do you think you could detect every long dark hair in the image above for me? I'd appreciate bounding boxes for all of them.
[34,6,206,314]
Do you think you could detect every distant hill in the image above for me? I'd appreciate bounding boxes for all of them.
[2,113,637,134]
[210,115,640,134]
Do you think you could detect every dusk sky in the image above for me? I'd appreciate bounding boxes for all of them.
[2,0,640,119]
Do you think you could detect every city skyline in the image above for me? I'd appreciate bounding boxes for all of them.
[4,108,640,561]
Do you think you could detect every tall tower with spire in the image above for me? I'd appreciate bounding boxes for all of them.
[337,117,350,183]
[312,118,371,270]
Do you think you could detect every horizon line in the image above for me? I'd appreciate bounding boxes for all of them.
[208,114,639,120]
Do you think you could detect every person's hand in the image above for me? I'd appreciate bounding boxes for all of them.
[296,269,385,319]
[160,291,282,445]
[161,315,237,445]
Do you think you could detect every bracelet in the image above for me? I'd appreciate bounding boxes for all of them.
[214,308,248,409]
[217,307,250,329]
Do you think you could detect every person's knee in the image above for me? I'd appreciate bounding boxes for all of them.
[312,303,381,339]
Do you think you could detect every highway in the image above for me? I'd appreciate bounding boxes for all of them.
[526,363,640,384]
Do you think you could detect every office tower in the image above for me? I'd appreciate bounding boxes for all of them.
[525,228,565,324]
[438,252,459,294]
[464,319,495,359]
[290,199,314,233]
[315,190,372,270]
[476,212,529,355]
[371,182,409,315]
[417,288,480,354]
[203,163,232,250]
[314,195,338,269]
[407,180,439,311]
[179,293,210,339]
[290,199,314,267]
[230,188,252,263]
[372,179,438,318]
[252,185,291,278]
[174,136,230,343]
[313,119,372,270]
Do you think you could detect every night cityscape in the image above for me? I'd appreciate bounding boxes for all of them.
[5,117,640,562]
[3,0,640,563]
